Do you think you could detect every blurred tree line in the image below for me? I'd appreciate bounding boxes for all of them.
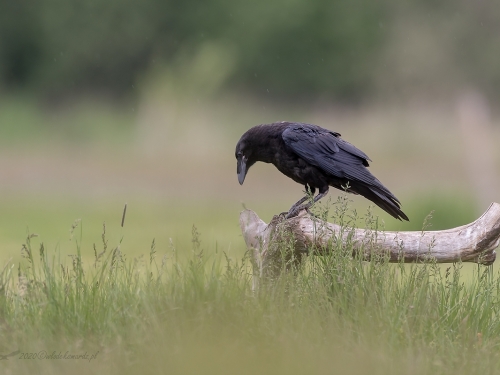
[1,0,499,101]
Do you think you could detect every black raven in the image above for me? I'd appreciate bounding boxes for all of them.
[235,122,409,221]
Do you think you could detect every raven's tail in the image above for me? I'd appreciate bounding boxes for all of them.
[350,183,409,221]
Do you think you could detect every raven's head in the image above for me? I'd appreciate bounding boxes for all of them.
[236,124,281,185]
[235,138,253,185]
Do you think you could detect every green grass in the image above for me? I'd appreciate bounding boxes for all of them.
[0,195,248,278]
[0,93,499,374]
[0,200,499,375]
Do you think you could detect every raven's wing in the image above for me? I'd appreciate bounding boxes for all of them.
[282,123,408,221]
[281,124,373,184]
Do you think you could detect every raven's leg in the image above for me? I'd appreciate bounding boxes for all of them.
[288,184,316,212]
[286,187,328,219]
[288,196,309,211]
[288,186,315,211]
[280,185,316,219]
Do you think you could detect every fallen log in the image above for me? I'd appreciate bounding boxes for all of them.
[240,203,500,286]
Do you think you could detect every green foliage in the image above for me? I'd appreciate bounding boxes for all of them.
[0,0,386,99]
[3,1,500,100]
[0,1,41,86]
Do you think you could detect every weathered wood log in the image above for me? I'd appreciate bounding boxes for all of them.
[240,203,500,286]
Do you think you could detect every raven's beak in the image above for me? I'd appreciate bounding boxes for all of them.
[237,156,247,185]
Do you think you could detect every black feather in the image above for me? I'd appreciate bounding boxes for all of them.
[236,122,409,221]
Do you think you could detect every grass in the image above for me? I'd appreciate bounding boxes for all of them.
[0,186,478,268]
[0,194,248,266]
[0,198,499,375]
[0,93,499,373]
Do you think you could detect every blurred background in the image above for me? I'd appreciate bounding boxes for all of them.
[0,0,499,264]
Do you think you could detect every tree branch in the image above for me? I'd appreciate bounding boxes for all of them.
[240,203,500,286]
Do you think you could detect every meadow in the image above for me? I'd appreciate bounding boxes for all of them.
[1,196,500,375]
[0,93,499,374]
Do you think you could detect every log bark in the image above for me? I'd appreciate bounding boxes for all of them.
[240,203,500,286]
